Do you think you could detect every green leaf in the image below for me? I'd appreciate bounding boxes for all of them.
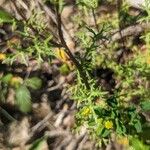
[0,9,14,23]
[140,101,150,111]
[59,64,70,75]
[134,120,142,133]
[101,128,110,138]
[15,85,31,113]
[1,74,13,84]
[25,77,42,90]
[0,87,7,102]
[130,138,149,150]
[96,121,104,136]
[106,96,118,108]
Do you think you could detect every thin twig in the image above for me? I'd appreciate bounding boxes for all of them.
[45,130,70,137]
[117,0,126,47]
[0,106,16,121]
[91,8,107,49]
[116,0,128,62]
[31,112,53,135]
[92,8,99,32]
[37,0,74,48]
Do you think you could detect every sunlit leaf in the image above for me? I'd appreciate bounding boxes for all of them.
[15,85,31,113]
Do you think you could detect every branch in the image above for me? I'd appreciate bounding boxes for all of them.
[126,0,146,9]
[55,6,90,89]
[111,22,150,41]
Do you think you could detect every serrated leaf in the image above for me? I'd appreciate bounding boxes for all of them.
[25,77,42,90]
[0,9,13,23]
[1,74,13,84]
[15,85,31,113]
[140,101,150,111]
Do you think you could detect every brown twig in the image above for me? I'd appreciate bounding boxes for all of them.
[111,22,150,41]
[92,8,99,32]
[31,112,54,136]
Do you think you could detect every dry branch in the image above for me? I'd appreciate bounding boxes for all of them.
[111,22,150,41]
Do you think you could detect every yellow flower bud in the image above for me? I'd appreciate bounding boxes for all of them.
[104,120,113,129]
[0,53,6,61]
[117,136,129,146]
[146,56,150,64]
[81,107,91,117]
[54,48,74,70]
[10,76,23,87]
[54,48,69,63]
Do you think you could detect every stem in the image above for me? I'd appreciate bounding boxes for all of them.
[117,0,126,47]
[116,0,128,63]
[92,8,99,32]
[56,6,90,89]
[91,8,107,48]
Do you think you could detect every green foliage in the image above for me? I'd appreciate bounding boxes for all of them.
[25,77,42,90]
[69,0,150,148]
[0,0,150,149]
[0,74,42,113]
[140,101,150,111]
[129,137,150,150]
[77,0,98,9]
[0,9,14,24]
[59,64,70,75]
[15,85,31,113]
[1,73,13,84]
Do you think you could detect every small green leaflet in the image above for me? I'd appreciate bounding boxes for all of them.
[15,85,31,113]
